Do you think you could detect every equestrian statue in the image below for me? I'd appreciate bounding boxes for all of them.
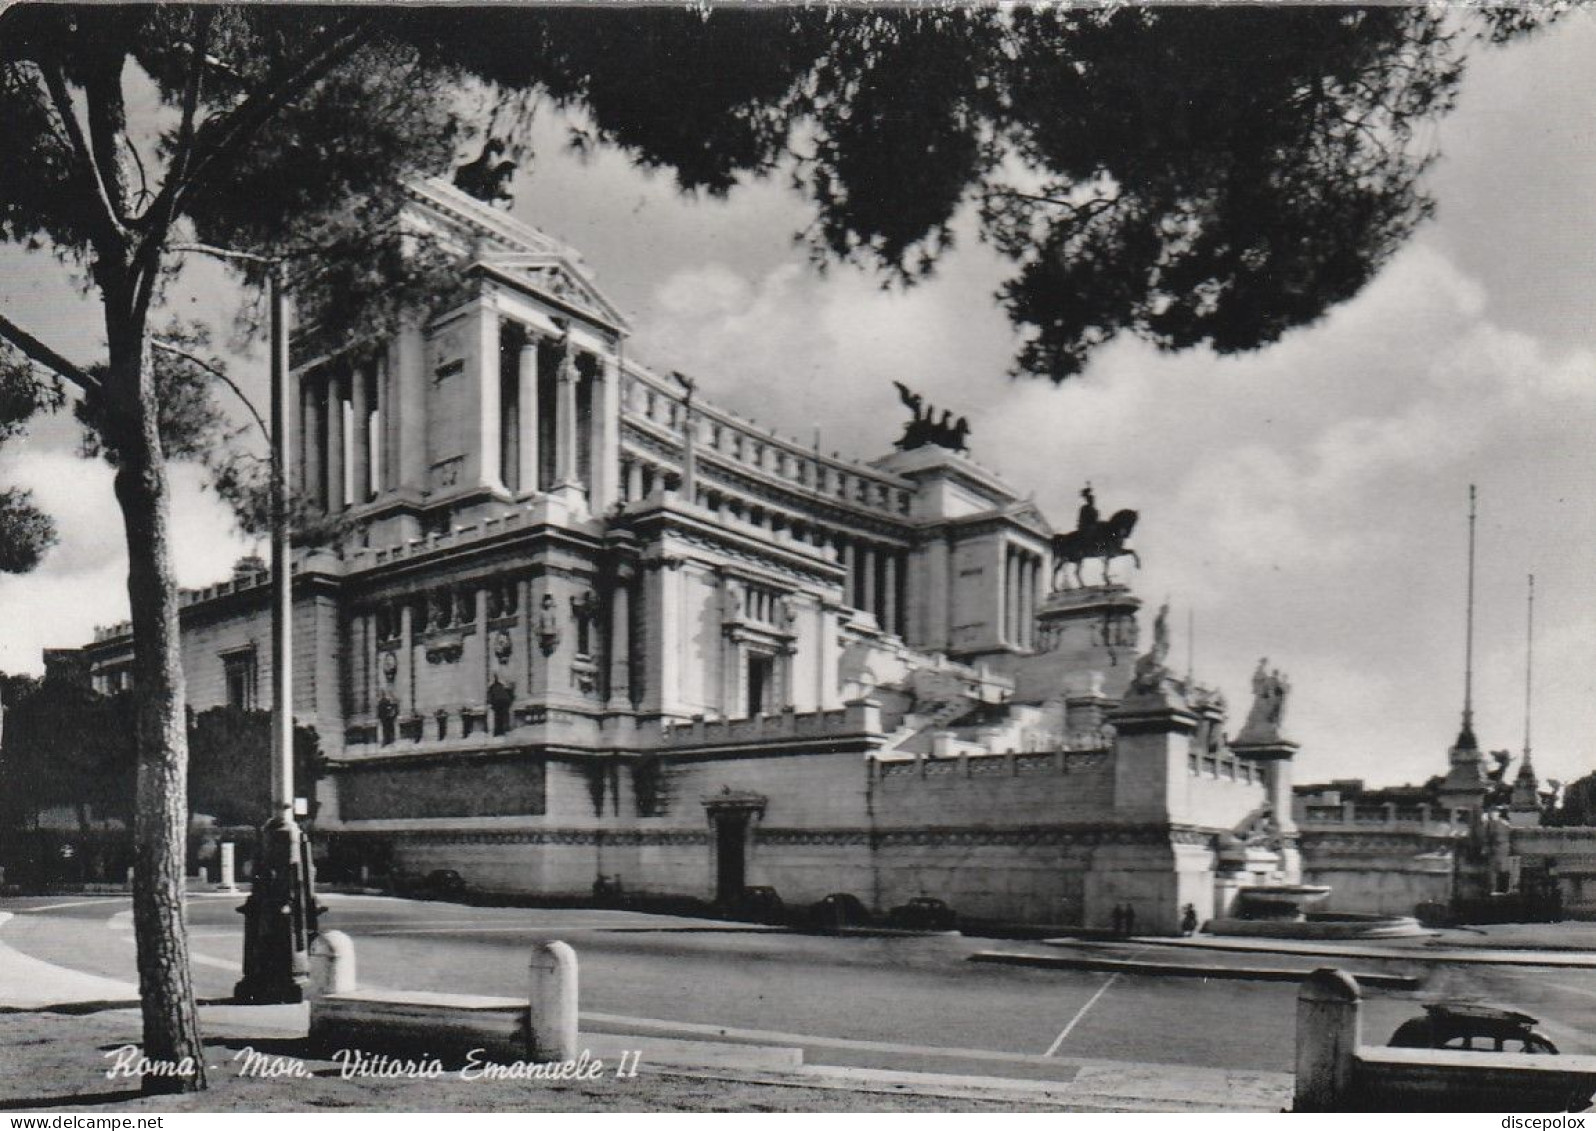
[893,381,970,454]
[1050,484,1140,589]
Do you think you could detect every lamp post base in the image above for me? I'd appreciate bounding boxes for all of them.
[233,815,318,1005]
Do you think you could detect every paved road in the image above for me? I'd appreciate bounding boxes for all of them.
[4,894,1593,1078]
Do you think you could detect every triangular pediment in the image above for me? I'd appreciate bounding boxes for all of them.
[1006,501,1054,537]
[405,177,631,332]
[479,251,630,331]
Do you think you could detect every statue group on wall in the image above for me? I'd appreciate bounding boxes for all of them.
[892,381,970,454]
[1051,484,1140,590]
[1129,600,1173,694]
[453,137,517,206]
[1236,658,1292,745]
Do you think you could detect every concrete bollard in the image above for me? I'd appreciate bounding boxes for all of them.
[528,940,579,1063]
[218,843,238,893]
[1295,968,1362,1112]
[309,930,357,999]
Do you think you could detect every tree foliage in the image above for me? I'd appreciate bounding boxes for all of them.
[188,706,321,828]
[0,348,61,573]
[0,673,137,831]
[407,6,1520,378]
[0,2,1552,1093]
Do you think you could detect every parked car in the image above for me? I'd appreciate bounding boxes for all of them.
[1388,1002,1558,1054]
[809,892,871,929]
[410,868,466,901]
[729,885,785,925]
[887,896,957,931]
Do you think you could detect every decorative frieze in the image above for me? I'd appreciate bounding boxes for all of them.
[332,827,712,848]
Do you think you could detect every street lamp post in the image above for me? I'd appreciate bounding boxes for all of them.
[233,257,318,1003]
[171,245,318,1003]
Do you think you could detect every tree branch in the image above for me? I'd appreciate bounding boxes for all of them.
[984,187,1122,221]
[0,312,101,395]
[169,16,377,220]
[40,61,126,247]
[136,9,212,236]
[82,52,132,226]
[150,338,268,443]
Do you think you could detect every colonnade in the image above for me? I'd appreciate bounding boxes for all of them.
[1003,543,1044,649]
[296,311,615,513]
[299,359,381,513]
[494,320,594,498]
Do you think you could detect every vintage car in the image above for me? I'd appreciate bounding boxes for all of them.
[887,896,958,931]
[1389,1001,1558,1054]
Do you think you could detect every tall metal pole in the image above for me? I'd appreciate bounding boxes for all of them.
[235,260,316,1004]
[1458,484,1478,749]
[270,263,294,821]
[1523,573,1535,761]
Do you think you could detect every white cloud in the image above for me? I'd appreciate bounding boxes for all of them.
[0,440,253,674]
[629,224,1596,791]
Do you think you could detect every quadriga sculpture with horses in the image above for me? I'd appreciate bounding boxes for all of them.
[1051,509,1140,589]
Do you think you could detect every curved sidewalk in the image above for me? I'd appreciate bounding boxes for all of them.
[0,912,140,1009]
[1111,932,1596,968]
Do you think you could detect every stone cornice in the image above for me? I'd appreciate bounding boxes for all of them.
[625,503,846,586]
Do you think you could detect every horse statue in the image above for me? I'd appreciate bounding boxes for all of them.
[1050,509,1140,589]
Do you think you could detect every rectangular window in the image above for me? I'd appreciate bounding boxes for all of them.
[747,653,775,717]
[222,650,257,711]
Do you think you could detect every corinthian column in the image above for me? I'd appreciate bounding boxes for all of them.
[350,359,370,505]
[517,330,539,496]
[607,567,633,710]
[325,368,346,512]
[550,339,585,509]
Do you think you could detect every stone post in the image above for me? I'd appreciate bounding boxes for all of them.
[218,842,238,893]
[308,929,357,999]
[1294,968,1361,1112]
[528,940,579,1063]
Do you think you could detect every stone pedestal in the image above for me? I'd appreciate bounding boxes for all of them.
[1008,584,1141,704]
[1233,738,1300,837]
[1109,678,1198,824]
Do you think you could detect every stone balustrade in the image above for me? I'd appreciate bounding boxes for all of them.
[1296,802,1470,832]
[1188,750,1262,785]
[656,700,883,748]
[621,367,914,519]
[872,747,1113,781]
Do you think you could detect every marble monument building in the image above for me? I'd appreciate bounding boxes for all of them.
[80,179,1301,933]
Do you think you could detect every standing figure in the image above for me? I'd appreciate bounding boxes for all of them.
[1180,903,1199,937]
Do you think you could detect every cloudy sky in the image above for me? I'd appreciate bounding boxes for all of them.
[2,11,1593,791]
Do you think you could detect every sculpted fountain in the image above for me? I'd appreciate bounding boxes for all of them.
[1205,660,1428,940]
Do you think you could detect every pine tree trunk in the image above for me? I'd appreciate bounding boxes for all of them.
[109,322,208,1095]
